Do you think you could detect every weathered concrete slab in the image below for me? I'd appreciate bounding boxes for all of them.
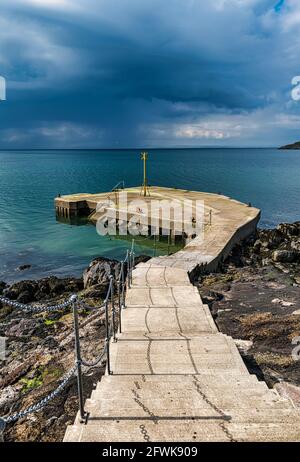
[121,306,217,334]
[64,420,300,442]
[132,266,191,287]
[125,286,203,307]
[96,374,265,388]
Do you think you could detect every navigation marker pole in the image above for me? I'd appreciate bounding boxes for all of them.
[140,151,150,197]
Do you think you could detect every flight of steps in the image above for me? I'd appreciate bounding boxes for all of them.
[64,263,300,442]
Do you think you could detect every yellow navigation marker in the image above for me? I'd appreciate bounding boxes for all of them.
[140,151,150,196]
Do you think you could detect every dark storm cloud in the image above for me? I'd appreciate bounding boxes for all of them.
[0,0,300,147]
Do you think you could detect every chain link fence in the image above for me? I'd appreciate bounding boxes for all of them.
[0,242,136,440]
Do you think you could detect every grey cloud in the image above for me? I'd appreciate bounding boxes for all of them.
[0,0,300,147]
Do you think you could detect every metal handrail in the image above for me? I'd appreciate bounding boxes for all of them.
[0,239,136,435]
[111,180,125,192]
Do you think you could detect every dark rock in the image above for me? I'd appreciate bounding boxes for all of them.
[134,255,151,266]
[272,250,300,263]
[222,222,300,276]
[200,288,224,307]
[16,291,35,304]
[291,239,300,251]
[18,265,31,271]
[45,312,63,322]
[83,255,151,290]
[6,318,40,338]
[4,277,83,304]
[34,277,83,301]
[41,336,59,349]
[0,281,7,296]
[83,257,121,289]
[5,281,38,302]
[81,284,109,299]
[277,222,300,237]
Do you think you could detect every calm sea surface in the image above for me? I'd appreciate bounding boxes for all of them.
[0,148,299,282]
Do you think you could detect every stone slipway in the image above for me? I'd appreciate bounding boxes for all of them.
[64,192,300,442]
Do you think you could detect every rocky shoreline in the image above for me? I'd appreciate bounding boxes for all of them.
[0,255,147,442]
[279,141,300,149]
[197,222,300,392]
[0,223,299,441]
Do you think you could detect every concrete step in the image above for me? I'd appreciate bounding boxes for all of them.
[125,286,203,308]
[97,373,266,388]
[82,407,300,424]
[116,331,224,340]
[229,423,300,442]
[121,306,217,334]
[64,421,300,442]
[226,409,300,423]
[64,420,230,442]
[85,392,291,416]
[132,266,191,287]
[94,381,269,397]
[109,353,246,375]
[92,375,272,395]
[109,335,248,375]
[111,332,247,374]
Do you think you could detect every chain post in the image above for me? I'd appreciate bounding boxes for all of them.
[119,260,125,333]
[71,294,86,423]
[110,274,117,342]
[0,418,5,442]
[130,257,134,284]
[105,286,111,375]
[127,249,131,288]
[131,253,134,283]
[117,265,121,315]
[154,233,157,256]
[129,252,132,285]
[121,259,126,310]
[131,240,135,284]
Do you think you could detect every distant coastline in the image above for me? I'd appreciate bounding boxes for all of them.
[279,141,300,150]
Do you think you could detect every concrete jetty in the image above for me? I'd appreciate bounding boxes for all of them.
[63,188,300,442]
[55,186,259,243]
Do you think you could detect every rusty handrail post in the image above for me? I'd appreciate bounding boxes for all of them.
[71,294,86,422]
[110,274,117,342]
[104,285,111,375]
[126,249,131,288]
[118,260,125,333]
[129,239,135,285]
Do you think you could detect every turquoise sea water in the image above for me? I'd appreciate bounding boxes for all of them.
[0,148,299,283]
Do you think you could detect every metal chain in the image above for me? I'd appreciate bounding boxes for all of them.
[0,365,76,432]
[0,295,74,313]
[0,240,135,434]
[81,344,107,368]
[78,301,106,313]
